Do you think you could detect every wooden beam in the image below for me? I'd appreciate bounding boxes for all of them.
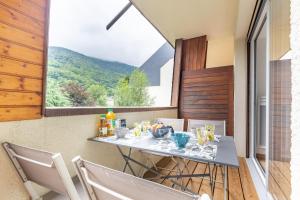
[171,39,183,107]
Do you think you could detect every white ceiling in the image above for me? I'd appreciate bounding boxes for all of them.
[130,0,257,45]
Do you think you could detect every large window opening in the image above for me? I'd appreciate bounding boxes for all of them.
[46,0,174,108]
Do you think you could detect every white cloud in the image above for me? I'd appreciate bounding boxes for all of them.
[48,0,166,66]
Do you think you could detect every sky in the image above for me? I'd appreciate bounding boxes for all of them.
[48,0,166,67]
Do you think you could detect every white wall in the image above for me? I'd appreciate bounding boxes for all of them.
[205,36,247,157]
[0,109,177,200]
[233,38,248,157]
[147,59,174,106]
[206,36,234,68]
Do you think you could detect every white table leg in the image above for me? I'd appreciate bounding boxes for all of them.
[224,165,228,200]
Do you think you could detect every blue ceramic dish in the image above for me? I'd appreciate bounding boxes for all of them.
[148,128,169,138]
[171,132,190,148]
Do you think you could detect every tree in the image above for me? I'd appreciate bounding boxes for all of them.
[87,84,108,106]
[62,81,93,106]
[46,79,71,107]
[114,70,153,106]
[114,76,131,106]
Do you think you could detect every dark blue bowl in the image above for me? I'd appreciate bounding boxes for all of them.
[171,132,190,148]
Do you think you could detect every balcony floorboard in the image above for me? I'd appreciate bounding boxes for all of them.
[145,157,259,200]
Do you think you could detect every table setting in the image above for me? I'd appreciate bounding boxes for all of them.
[95,121,220,161]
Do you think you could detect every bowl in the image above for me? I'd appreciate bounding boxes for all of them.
[115,128,129,138]
[171,132,190,148]
[149,127,170,138]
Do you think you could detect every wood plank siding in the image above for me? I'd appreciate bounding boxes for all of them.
[172,36,234,135]
[182,36,207,71]
[270,59,291,161]
[0,0,48,121]
[268,59,291,200]
[179,66,234,136]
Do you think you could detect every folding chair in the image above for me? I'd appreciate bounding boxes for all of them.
[72,156,210,200]
[187,119,226,194]
[2,142,80,200]
[187,119,226,136]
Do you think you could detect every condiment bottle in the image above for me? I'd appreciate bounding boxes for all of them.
[99,114,108,137]
[106,108,116,136]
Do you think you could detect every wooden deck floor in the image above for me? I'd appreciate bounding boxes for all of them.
[144,157,259,200]
[269,161,291,200]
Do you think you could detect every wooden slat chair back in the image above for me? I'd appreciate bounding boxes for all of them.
[2,142,80,200]
[187,119,226,136]
[73,156,209,200]
[157,118,184,132]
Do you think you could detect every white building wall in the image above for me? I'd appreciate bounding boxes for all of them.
[290,0,300,199]
[147,59,174,106]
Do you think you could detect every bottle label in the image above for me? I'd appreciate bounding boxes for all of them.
[98,128,102,137]
[102,127,107,136]
[107,119,116,129]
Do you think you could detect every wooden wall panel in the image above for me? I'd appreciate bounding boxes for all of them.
[0,0,45,21]
[0,0,48,121]
[0,22,44,50]
[171,39,183,107]
[29,0,46,8]
[0,106,41,121]
[0,40,43,64]
[270,59,291,161]
[0,57,43,78]
[182,36,207,71]
[179,66,234,136]
[0,4,44,36]
[172,36,234,135]
[0,91,41,106]
[0,74,42,92]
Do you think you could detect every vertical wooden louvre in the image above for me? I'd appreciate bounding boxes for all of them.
[0,0,48,121]
[182,36,207,71]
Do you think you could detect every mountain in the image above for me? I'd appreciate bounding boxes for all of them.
[47,47,136,91]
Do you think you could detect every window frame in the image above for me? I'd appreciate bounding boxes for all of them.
[42,0,179,117]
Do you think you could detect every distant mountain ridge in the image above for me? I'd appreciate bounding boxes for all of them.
[47,47,136,91]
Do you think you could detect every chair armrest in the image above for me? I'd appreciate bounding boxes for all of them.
[8,148,53,168]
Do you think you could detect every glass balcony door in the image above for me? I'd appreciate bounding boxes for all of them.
[249,0,269,184]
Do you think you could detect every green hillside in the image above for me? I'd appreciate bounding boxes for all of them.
[47,46,136,91]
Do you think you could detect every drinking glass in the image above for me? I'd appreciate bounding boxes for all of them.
[205,124,215,142]
[196,127,207,145]
[133,127,141,137]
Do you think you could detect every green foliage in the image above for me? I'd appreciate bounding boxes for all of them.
[47,47,136,95]
[113,77,131,106]
[114,70,154,106]
[87,84,107,106]
[62,81,93,106]
[46,79,71,107]
[47,47,153,107]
